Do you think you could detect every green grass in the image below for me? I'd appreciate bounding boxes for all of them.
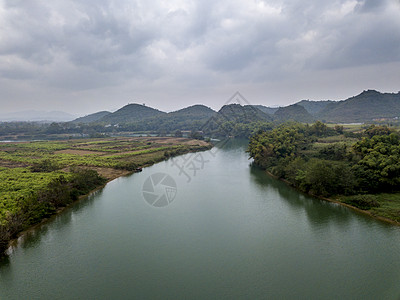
[0,137,211,224]
[340,193,400,223]
[0,167,72,222]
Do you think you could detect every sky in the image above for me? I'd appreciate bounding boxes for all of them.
[0,0,399,116]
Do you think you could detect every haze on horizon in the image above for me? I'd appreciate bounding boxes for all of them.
[0,0,399,116]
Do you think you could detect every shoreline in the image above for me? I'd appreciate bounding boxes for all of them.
[265,170,400,227]
[3,142,212,256]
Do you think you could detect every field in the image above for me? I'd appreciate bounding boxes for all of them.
[0,137,211,223]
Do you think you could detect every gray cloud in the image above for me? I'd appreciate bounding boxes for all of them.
[0,0,399,114]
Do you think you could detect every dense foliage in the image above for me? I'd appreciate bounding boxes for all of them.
[316,90,400,123]
[249,123,400,212]
[0,168,106,254]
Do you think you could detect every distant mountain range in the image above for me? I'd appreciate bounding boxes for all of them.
[69,90,400,125]
[252,90,400,123]
[0,110,76,122]
[3,90,398,125]
[273,104,315,123]
[315,90,400,122]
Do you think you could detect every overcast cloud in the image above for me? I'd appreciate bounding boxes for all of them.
[0,0,399,114]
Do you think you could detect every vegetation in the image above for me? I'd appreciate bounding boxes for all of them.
[71,111,111,124]
[255,90,400,123]
[248,122,400,223]
[2,90,400,141]
[0,168,106,254]
[273,104,315,123]
[0,137,211,255]
[99,104,166,125]
[316,90,400,123]
[295,99,334,115]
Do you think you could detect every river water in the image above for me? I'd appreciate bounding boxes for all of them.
[1,139,400,299]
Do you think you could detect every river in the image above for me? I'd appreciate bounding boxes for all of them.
[1,139,400,299]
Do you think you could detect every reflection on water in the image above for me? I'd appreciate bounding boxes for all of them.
[249,164,390,231]
[1,139,400,300]
[0,188,104,264]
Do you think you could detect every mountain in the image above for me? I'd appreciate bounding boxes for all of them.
[72,111,111,124]
[98,103,166,124]
[0,110,76,122]
[199,104,272,137]
[217,104,272,122]
[251,105,279,115]
[317,90,400,122]
[140,105,216,132]
[273,104,315,123]
[295,100,334,115]
[164,105,215,128]
[168,105,215,119]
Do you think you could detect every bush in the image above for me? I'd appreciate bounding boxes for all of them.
[30,159,60,172]
[317,143,348,161]
[343,195,380,210]
[115,162,138,171]
[297,159,356,196]
[0,168,107,256]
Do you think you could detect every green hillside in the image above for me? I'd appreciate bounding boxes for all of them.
[99,103,166,124]
[169,105,215,118]
[218,104,272,122]
[137,105,215,132]
[200,104,273,137]
[273,104,315,123]
[72,111,111,124]
[296,100,334,115]
[251,105,279,115]
[317,90,400,123]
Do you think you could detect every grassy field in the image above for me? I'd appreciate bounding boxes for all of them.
[340,193,400,223]
[0,137,211,223]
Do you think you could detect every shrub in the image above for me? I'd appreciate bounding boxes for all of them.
[30,159,60,172]
[343,195,380,210]
[297,159,356,196]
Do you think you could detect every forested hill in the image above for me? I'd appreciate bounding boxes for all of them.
[69,89,400,127]
[316,90,400,122]
[137,105,216,133]
[71,111,111,124]
[168,105,215,118]
[98,104,166,124]
[218,104,272,122]
[273,104,315,123]
[295,100,334,115]
[251,105,279,115]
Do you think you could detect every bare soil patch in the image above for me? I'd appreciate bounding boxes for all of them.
[89,167,130,181]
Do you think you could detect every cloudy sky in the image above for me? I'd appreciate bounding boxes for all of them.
[0,0,399,115]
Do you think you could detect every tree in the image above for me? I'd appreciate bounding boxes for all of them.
[174,130,183,137]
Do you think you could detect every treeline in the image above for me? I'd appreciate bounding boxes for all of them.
[0,122,109,139]
[248,123,400,208]
[0,119,275,140]
[0,168,106,255]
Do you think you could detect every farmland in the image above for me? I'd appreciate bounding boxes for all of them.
[0,137,211,254]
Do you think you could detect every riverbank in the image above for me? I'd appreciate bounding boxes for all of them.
[248,123,400,226]
[0,137,212,256]
[265,170,400,226]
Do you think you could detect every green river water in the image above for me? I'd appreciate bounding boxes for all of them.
[1,139,400,299]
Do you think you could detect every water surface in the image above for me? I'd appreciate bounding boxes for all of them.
[1,139,400,299]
